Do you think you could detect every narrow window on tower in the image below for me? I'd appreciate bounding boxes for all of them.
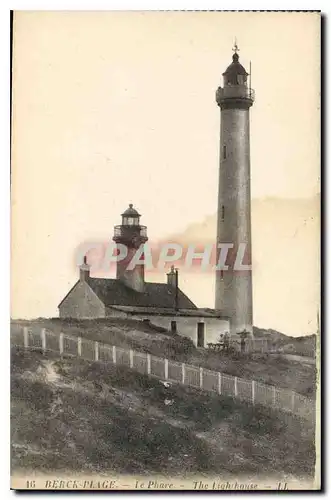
[221,205,225,222]
[223,145,227,159]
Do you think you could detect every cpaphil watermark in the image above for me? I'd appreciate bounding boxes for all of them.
[74,241,252,274]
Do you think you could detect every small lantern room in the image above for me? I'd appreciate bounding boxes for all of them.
[121,204,141,227]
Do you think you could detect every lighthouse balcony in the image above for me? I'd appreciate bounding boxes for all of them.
[216,85,255,103]
[113,225,148,242]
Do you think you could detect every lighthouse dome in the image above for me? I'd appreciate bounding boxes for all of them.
[223,53,248,77]
[121,204,141,217]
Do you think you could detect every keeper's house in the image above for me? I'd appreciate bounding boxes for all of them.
[58,205,230,347]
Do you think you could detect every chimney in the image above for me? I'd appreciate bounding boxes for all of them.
[80,256,90,282]
[167,266,177,288]
[167,266,179,311]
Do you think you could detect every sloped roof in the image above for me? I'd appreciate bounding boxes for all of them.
[121,204,141,217]
[223,53,248,77]
[85,278,197,310]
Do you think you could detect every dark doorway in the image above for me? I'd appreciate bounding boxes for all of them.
[197,322,205,347]
[171,321,177,333]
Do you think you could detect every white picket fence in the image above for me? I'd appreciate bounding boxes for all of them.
[11,326,315,425]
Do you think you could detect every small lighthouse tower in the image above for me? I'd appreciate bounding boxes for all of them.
[215,43,254,335]
[113,204,148,292]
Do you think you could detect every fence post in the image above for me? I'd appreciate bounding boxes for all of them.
[218,372,222,395]
[164,358,168,380]
[147,353,151,375]
[41,328,46,353]
[23,327,29,348]
[252,380,255,404]
[129,349,134,369]
[112,345,117,365]
[95,341,99,362]
[59,333,64,355]
[77,337,82,357]
[234,376,238,397]
[199,367,203,389]
[181,363,185,384]
[273,386,276,406]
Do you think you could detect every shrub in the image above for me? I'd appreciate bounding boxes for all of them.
[163,336,195,361]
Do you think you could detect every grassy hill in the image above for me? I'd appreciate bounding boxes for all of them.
[11,347,316,479]
[11,318,316,397]
[253,326,316,358]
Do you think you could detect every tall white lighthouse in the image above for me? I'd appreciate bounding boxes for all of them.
[215,44,254,335]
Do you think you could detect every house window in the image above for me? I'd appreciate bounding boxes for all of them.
[221,205,225,222]
[223,145,227,159]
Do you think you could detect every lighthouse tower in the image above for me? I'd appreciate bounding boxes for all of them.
[113,204,148,292]
[215,44,254,335]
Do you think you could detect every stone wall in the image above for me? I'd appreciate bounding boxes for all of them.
[59,281,106,319]
[105,307,129,319]
[130,314,230,347]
